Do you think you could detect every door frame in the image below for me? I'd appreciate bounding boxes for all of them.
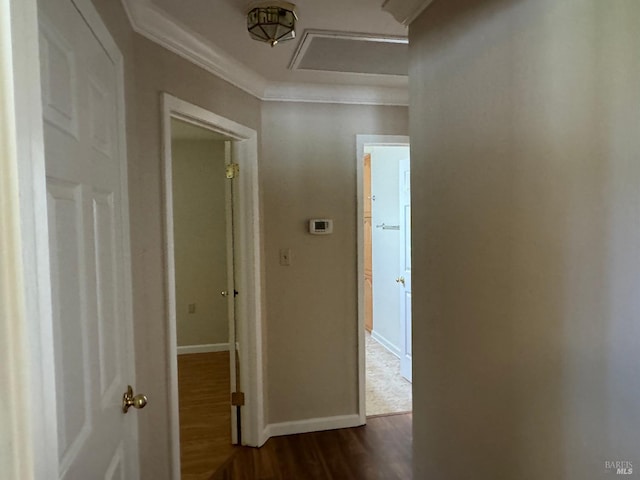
[161,94,265,478]
[2,1,55,478]
[355,134,410,424]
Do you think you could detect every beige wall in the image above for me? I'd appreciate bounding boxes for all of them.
[409,0,640,478]
[261,102,408,424]
[171,138,228,348]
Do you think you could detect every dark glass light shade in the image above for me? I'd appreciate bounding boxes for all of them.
[247,2,297,47]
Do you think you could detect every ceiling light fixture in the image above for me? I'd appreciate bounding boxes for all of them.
[246,1,298,47]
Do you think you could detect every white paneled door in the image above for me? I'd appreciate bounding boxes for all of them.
[398,157,412,382]
[39,0,140,478]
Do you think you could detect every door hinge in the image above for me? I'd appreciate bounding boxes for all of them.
[226,163,240,179]
[231,391,245,406]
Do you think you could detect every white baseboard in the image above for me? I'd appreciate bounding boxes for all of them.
[177,343,229,355]
[264,414,363,439]
[371,330,401,358]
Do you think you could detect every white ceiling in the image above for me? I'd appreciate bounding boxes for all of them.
[123,0,432,103]
[150,0,407,86]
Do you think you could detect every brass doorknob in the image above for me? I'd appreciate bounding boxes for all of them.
[395,276,405,286]
[221,290,229,297]
[122,385,148,413]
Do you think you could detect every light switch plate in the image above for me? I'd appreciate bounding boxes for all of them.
[279,248,291,266]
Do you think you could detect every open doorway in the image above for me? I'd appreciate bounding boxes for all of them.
[169,118,236,478]
[162,94,265,479]
[357,136,411,420]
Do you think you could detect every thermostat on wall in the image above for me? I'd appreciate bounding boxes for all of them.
[309,219,333,235]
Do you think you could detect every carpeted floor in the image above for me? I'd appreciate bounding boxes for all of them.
[366,331,412,416]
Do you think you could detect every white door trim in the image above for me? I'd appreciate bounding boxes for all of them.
[4,0,57,478]
[355,134,410,424]
[162,93,265,479]
[2,1,54,478]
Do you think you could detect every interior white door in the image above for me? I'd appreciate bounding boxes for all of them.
[224,141,239,445]
[398,157,412,382]
[39,0,140,478]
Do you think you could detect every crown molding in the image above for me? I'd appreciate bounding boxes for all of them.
[122,0,409,105]
[263,82,408,106]
[123,0,268,97]
[382,0,436,25]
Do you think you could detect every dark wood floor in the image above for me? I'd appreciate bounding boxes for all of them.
[178,352,236,480]
[210,413,412,480]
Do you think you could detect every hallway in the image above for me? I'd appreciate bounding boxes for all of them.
[211,413,412,480]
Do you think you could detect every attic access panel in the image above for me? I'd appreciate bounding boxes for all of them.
[289,30,408,76]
